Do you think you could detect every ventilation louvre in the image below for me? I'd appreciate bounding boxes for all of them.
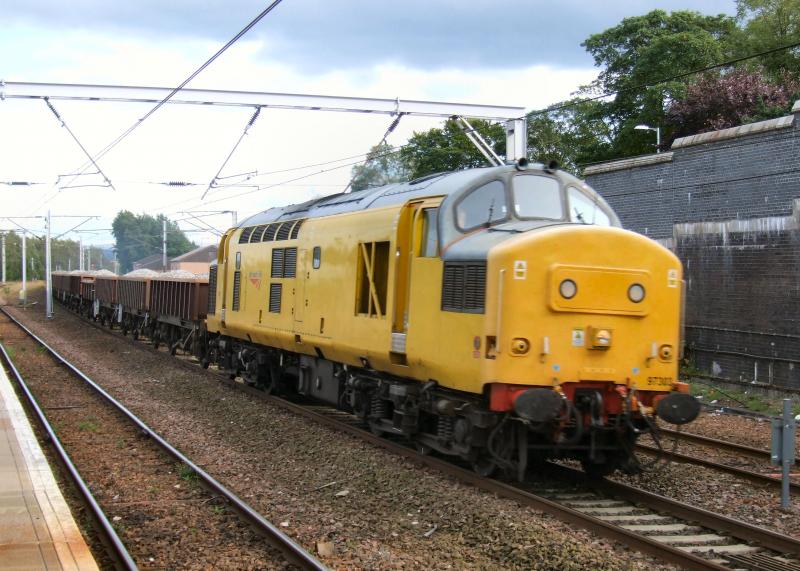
[232,270,242,311]
[251,224,269,243]
[238,227,255,244]
[264,224,278,241]
[276,222,292,241]
[271,249,284,278]
[290,219,304,239]
[441,262,486,313]
[269,283,282,313]
[207,265,217,315]
[283,247,297,278]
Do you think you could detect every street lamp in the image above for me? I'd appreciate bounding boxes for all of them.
[635,124,661,153]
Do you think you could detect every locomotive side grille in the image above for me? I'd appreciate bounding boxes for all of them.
[284,248,297,278]
[269,283,282,313]
[238,227,255,244]
[232,270,241,311]
[441,262,486,314]
[290,219,304,239]
[276,222,292,241]
[208,265,217,315]
[271,249,284,278]
[251,224,269,243]
[263,224,278,241]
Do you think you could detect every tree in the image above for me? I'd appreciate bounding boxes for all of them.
[349,142,410,191]
[665,68,799,140]
[737,0,800,83]
[579,10,739,159]
[0,231,114,281]
[399,119,506,179]
[112,212,195,272]
[527,98,616,173]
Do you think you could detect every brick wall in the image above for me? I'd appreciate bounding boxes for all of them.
[585,105,800,388]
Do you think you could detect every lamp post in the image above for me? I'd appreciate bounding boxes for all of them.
[635,124,661,153]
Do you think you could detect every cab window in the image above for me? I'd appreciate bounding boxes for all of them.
[455,180,507,231]
[567,186,611,226]
[513,175,562,220]
[420,208,439,257]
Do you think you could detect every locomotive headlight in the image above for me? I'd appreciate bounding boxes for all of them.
[559,279,577,299]
[628,283,645,303]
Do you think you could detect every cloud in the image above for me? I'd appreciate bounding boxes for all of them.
[4,0,736,71]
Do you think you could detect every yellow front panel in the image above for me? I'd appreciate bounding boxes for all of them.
[483,225,681,393]
[550,265,650,315]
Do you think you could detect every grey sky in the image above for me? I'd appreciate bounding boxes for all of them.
[6,0,737,71]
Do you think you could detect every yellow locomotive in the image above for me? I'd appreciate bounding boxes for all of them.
[204,161,699,478]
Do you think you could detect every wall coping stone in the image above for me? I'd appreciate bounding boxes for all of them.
[583,152,673,175]
[673,199,800,238]
[671,114,794,149]
[793,99,800,113]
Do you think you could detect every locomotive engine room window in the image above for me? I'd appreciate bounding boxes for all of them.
[513,175,563,219]
[567,186,611,226]
[355,241,390,318]
[455,180,507,231]
[420,208,439,257]
[313,246,321,269]
[235,251,241,270]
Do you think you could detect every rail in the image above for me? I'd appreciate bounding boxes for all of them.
[0,306,328,571]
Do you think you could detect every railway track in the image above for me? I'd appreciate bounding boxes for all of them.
[636,430,800,492]
[13,303,800,570]
[0,307,327,571]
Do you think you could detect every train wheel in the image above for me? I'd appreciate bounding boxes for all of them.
[471,456,497,478]
[580,459,616,480]
[368,421,384,436]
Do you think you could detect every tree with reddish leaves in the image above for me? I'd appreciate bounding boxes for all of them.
[665,68,799,142]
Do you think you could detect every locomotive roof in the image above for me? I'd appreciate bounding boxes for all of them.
[236,164,587,228]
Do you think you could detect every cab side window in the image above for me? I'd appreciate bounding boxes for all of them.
[420,208,439,257]
[455,181,507,231]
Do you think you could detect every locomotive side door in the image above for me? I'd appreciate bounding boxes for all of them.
[392,197,442,359]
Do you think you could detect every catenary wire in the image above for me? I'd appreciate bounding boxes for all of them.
[34,0,288,211]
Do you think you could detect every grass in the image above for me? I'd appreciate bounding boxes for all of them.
[690,380,800,416]
[177,462,198,484]
[210,504,226,516]
[77,416,100,432]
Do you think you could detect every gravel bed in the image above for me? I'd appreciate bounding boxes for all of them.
[3,297,669,570]
[0,316,290,570]
[665,411,800,454]
[610,442,800,540]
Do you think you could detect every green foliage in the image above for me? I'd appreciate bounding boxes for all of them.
[177,462,199,484]
[1,231,112,281]
[527,99,615,172]
[112,211,195,273]
[578,10,739,160]
[77,416,99,432]
[350,142,410,191]
[399,119,506,180]
[737,0,800,83]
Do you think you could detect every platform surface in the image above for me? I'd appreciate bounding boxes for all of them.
[0,356,99,571]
